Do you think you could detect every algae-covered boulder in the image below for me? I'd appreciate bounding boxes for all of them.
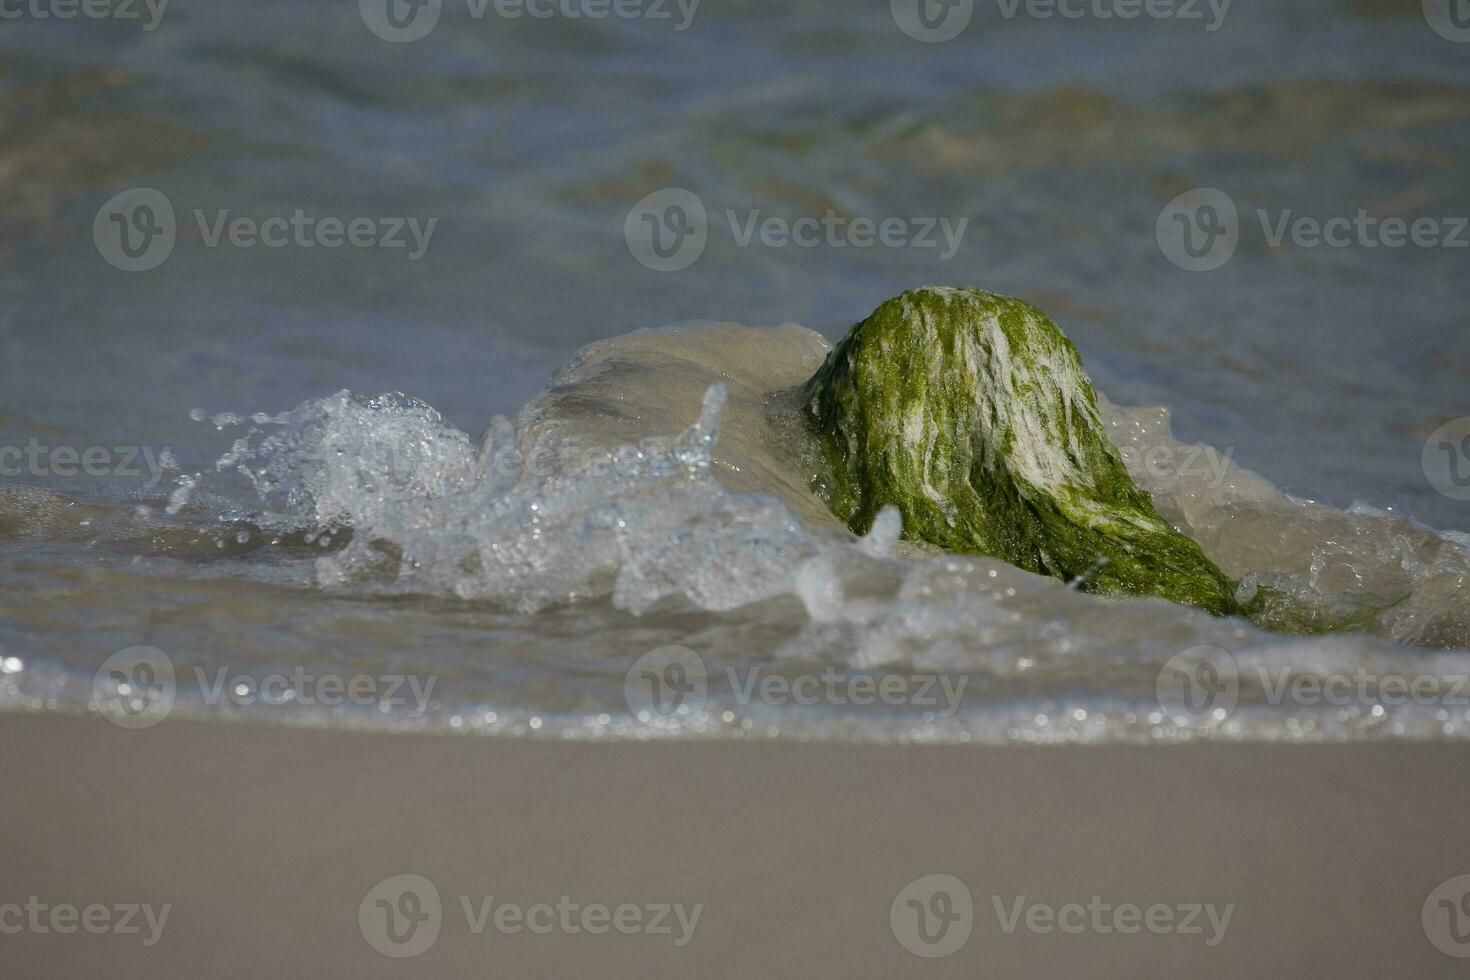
[802,286,1240,615]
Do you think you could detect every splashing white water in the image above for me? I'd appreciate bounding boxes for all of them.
[210,380,884,616]
[197,323,1470,655]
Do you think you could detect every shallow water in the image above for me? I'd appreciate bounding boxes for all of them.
[1,0,1468,743]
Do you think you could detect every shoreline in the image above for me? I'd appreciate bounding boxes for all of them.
[3,713,1470,977]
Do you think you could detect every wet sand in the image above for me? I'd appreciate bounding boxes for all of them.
[2,713,1469,978]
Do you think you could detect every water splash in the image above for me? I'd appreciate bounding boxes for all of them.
[187,323,1470,654]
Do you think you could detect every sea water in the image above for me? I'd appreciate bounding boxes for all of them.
[0,0,1467,743]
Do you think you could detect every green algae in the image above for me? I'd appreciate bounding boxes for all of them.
[802,286,1240,616]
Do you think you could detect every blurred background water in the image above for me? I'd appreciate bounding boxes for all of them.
[0,0,1468,742]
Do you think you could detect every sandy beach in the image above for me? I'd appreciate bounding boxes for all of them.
[3,713,1469,978]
